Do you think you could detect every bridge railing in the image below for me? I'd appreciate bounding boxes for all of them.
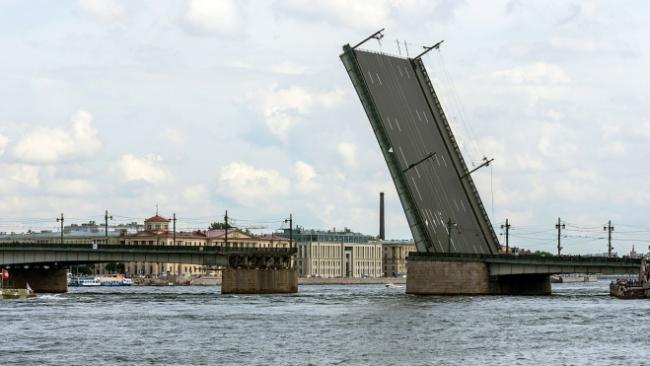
[408,251,643,265]
[0,242,297,256]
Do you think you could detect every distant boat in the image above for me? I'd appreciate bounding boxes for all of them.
[70,275,132,287]
[385,283,403,289]
[550,274,598,283]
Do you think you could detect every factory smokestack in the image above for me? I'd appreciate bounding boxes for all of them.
[379,192,385,240]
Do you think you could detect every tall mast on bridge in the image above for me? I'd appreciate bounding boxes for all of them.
[604,220,615,258]
[56,213,64,245]
[556,218,565,256]
[104,210,113,240]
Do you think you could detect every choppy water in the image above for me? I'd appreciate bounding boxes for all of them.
[1,281,648,365]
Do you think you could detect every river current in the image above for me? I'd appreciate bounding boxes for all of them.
[1,281,648,365]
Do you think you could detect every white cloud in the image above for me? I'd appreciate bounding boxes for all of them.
[281,0,390,30]
[160,128,185,146]
[263,86,313,140]
[492,63,570,84]
[0,133,8,157]
[49,179,96,196]
[269,62,308,76]
[78,0,124,20]
[117,154,170,184]
[0,164,40,191]
[183,184,207,203]
[294,161,319,193]
[337,143,358,166]
[12,111,101,164]
[317,90,345,108]
[219,162,289,204]
[186,0,240,34]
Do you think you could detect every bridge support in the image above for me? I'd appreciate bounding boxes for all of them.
[407,258,550,295]
[222,268,297,294]
[8,267,68,293]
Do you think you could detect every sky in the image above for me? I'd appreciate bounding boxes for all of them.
[1,0,650,255]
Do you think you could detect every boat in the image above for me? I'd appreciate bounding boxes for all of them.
[385,283,403,289]
[98,274,133,286]
[70,274,133,286]
[70,276,101,286]
[1,282,36,299]
[550,274,598,283]
[610,257,650,299]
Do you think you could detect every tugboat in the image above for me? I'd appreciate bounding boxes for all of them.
[610,257,650,299]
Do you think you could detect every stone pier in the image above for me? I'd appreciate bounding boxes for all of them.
[221,268,298,294]
[8,267,68,293]
[407,258,550,295]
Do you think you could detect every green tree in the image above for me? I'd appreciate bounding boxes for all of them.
[209,222,233,230]
[105,262,126,273]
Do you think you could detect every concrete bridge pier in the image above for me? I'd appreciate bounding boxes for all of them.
[406,258,550,295]
[8,267,68,293]
[221,253,298,294]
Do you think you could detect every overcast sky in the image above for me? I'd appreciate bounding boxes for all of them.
[1,0,649,255]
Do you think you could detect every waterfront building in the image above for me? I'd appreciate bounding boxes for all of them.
[280,227,382,278]
[381,239,416,277]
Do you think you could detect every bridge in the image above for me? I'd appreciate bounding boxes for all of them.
[340,31,640,295]
[0,242,297,293]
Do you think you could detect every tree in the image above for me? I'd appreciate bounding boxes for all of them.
[105,262,126,273]
[209,222,233,230]
[532,250,553,257]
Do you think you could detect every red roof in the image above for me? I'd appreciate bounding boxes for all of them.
[145,215,169,223]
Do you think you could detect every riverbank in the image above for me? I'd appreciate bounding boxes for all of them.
[136,276,406,286]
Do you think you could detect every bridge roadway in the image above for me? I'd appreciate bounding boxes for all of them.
[0,242,298,294]
[408,252,642,275]
[0,242,296,268]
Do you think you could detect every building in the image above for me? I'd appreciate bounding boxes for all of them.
[281,227,382,278]
[381,240,416,277]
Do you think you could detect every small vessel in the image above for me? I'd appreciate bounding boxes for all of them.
[610,257,650,299]
[98,274,133,286]
[551,274,598,283]
[70,274,133,286]
[385,283,403,289]
[70,276,100,286]
[1,282,36,300]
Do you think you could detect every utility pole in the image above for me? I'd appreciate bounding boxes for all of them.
[224,210,229,248]
[172,213,177,246]
[555,217,565,256]
[285,214,293,250]
[603,220,615,258]
[56,213,64,245]
[104,210,113,240]
[501,218,511,254]
[446,218,457,253]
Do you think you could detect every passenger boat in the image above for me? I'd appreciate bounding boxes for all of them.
[610,257,650,299]
[70,275,133,286]
[98,275,133,286]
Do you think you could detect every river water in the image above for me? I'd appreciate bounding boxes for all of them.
[1,281,648,365]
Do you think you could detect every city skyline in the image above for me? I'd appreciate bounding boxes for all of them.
[1,1,650,254]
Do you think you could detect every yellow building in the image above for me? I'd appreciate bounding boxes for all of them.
[382,240,416,277]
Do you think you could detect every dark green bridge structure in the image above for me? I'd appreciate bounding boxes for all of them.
[0,242,297,294]
[340,31,641,295]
